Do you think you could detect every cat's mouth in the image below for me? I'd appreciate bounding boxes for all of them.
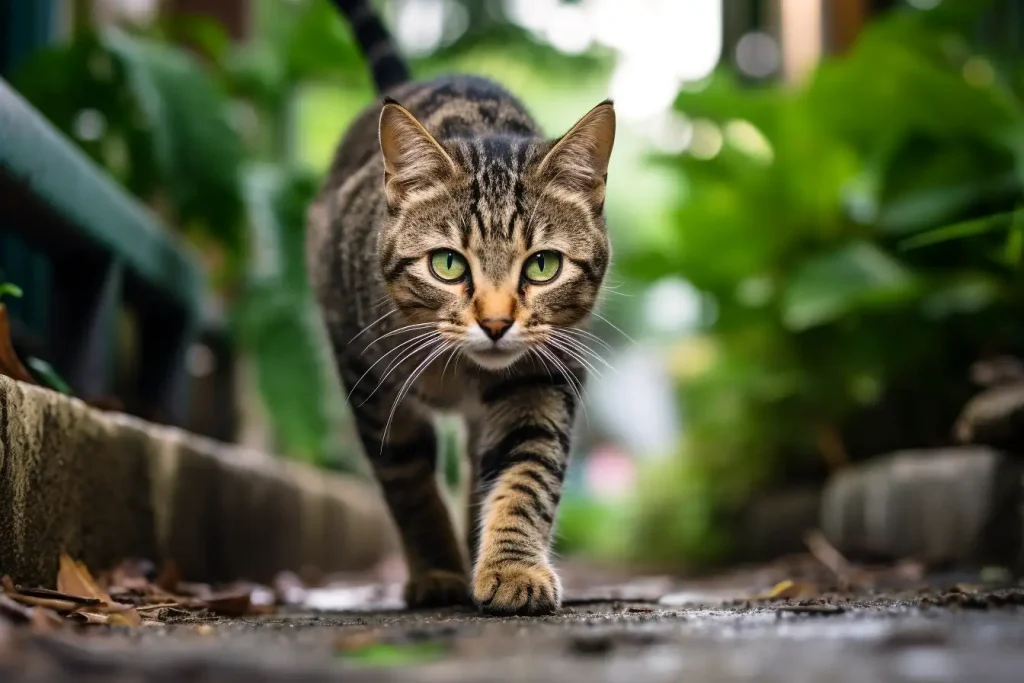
[466,347,527,371]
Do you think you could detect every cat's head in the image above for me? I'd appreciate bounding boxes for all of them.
[376,99,615,371]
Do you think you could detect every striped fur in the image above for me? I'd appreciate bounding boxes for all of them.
[307,9,615,617]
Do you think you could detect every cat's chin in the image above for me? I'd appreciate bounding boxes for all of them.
[466,348,527,371]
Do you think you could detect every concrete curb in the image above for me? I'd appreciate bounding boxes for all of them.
[0,375,398,587]
[737,449,1023,569]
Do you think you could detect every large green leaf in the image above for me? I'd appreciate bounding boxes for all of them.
[781,242,919,330]
[235,164,340,464]
[104,28,245,253]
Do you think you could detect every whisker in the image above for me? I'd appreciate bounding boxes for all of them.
[548,329,617,375]
[349,309,398,343]
[589,311,636,344]
[556,326,614,352]
[536,343,589,425]
[362,322,437,352]
[362,333,442,405]
[545,337,603,379]
[381,341,452,452]
[346,330,438,404]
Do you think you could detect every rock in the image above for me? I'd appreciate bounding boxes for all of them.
[820,448,1022,568]
[955,382,1024,452]
[0,375,398,587]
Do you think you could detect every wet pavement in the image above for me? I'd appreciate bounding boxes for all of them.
[3,567,1023,682]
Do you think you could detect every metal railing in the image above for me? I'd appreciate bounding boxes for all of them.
[0,1,204,425]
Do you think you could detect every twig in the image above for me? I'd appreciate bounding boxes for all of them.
[804,529,854,588]
[3,593,86,613]
[13,586,102,606]
[134,602,182,612]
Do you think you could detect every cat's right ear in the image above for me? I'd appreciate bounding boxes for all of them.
[379,101,457,207]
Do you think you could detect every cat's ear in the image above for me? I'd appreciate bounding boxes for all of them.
[537,100,616,209]
[379,99,457,206]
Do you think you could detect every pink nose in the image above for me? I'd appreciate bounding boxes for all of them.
[479,317,512,341]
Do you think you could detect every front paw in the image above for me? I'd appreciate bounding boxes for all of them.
[404,569,472,609]
[473,563,561,616]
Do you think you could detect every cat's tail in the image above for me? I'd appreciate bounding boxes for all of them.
[328,0,410,93]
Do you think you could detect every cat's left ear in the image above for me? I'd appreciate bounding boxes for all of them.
[379,99,457,207]
[537,100,616,209]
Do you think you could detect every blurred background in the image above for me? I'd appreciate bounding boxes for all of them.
[2,0,1023,575]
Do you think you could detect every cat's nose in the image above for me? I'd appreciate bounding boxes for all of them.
[479,317,513,341]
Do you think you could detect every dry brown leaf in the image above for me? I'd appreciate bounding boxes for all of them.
[155,561,181,593]
[750,579,821,601]
[68,612,110,625]
[0,306,36,384]
[134,602,181,612]
[204,591,252,618]
[57,554,107,601]
[57,554,141,627]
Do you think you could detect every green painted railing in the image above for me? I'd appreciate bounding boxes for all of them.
[0,78,204,422]
[0,1,204,424]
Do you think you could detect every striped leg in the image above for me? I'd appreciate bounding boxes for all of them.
[351,403,471,608]
[471,376,575,615]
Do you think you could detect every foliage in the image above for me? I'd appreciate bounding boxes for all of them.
[8,1,367,464]
[0,283,22,302]
[620,2,1024,565]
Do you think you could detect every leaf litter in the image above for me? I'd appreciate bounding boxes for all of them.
[0,554,280,633]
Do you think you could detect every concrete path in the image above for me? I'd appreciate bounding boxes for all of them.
[3,571,1023,682]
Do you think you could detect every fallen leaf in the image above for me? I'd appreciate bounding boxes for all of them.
[68,612,110,625]
[134,602,181,613]
[155,561,181,593]
[204,591,252,618]
[57,555,107,601]
[57,555,141,627]
[338,641,448,667]
[750,579,821,601]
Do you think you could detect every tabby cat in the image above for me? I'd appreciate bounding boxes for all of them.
[307,0,615,616]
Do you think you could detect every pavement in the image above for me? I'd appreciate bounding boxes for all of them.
[2,563,1023,683]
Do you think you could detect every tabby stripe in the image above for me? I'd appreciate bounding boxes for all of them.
[384,256,418,282]
[492,548,535,563]
[510,482,544,511]
[520,468,557,500]
[375,432,437,468]
[480,426,562,482]
[495,540,533,553]
[506,451,565,479]
[493,525,531,539]
[481,374,570,403]
[507,502,537,527]
[567,256,601,287]
[467,143,486,237]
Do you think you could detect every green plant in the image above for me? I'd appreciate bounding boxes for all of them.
[619,1,1024,565]
[0,283,22,302]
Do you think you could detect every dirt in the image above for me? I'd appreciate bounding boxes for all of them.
[2,565,1023,683]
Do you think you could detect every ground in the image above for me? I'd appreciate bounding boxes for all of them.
[3,560,1023,682]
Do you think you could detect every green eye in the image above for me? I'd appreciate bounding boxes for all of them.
[523,250,562,284]
[429,249,468,282]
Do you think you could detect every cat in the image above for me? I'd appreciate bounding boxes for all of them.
[306,0,615,616]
